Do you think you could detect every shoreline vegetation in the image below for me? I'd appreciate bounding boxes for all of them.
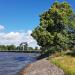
[50,52,75,75]
[0,44,40,53]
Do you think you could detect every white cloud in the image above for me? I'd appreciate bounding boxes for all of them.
[3,32,20,40]
[0,25,5,31]
[0,30,39,48]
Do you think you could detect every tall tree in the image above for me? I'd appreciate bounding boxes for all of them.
[31,2,75,53]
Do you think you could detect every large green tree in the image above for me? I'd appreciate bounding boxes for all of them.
[31,2,75,53]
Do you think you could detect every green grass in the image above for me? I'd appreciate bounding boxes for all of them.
[50,56,75,75]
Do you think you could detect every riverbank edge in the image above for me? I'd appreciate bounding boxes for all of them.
[0,51,41,53]
[18,58,64,75]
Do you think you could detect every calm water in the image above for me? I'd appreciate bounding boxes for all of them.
[0,52,39,75]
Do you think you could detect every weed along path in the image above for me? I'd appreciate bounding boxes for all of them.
[19,58,64,75]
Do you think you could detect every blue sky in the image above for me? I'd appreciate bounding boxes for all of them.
[0,0,74,32]
[0,0,75,47]
[0,0,50,32]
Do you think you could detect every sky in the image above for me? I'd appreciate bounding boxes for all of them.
[0,0,75,47]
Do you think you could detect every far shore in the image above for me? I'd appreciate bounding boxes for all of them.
[0,50,41,53]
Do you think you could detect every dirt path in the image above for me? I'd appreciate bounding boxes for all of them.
[19,59,64,75]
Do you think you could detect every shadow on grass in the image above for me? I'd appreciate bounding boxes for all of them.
[37,51,53,60]
[66,51,75,57]
[37,53,49,60]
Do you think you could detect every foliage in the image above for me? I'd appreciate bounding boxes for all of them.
[0,45,16,51]
[0,44,34,51]
[31,1,75,53]
[28,47,34,50]
[35,46,39,50]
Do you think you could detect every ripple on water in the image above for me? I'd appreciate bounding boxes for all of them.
[0,52,39,75]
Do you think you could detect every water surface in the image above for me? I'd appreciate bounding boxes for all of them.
[0,52,39,75]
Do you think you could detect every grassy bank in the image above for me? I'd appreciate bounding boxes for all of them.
[50,55,75,75]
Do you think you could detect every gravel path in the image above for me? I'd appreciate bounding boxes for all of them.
[19,59,64,75]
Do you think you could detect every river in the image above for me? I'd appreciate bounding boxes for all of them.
[0,52,39,75]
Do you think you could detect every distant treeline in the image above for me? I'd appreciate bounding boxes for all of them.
[0,45,40,51]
